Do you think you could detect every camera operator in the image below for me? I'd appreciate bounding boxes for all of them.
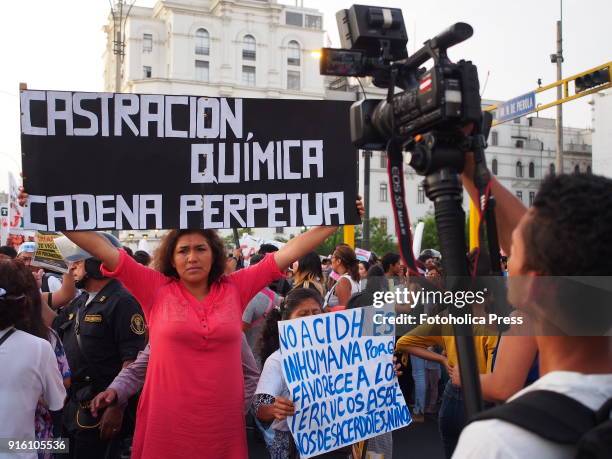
[451,158,612,458]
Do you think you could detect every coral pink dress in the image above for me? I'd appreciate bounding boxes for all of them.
[102,251,283,459]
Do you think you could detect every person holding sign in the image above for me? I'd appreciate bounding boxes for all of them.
[254,288,335,458]
[19,188,364,459]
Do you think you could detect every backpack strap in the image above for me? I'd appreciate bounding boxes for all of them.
[470,390,597,444]
[0,328,16,347]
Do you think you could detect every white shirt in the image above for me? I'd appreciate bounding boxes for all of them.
[453,371,612,459]
[0,328,66,459]
[324,274,361,308]
[255,350,291,431]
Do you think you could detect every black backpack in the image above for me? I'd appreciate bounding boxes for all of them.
[470,390,612,459]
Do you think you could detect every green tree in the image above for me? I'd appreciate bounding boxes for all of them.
[315,227,343,256]
[368,218,397,256]
[419,213,440,252]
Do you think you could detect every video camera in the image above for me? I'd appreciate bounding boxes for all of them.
[320,5,482,157]
[321,5,506,419]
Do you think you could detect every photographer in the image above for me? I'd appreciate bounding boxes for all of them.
[451,167,612,457]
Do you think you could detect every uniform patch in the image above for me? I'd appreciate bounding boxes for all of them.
[84,314,103,323]
[130,314,146,335]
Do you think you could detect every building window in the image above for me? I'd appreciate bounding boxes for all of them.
[492,158,498,175]
[516,161,523,178]
[195,60,209,82]
[195,28,210,55]
[491,131,498,146]
[574,164,580,174]
[528,162,535,178]
[516,191,523,202]
[143,66,152,78]
[379,183,388,202]
[287,70,300,90]
[286,11,303,27]
[305,15,322,29]
[143,33,153,53]
[529,191,535,206]
[417,185,425,204]
[379,217,388,233]
[275,226,284,234]
[513,118,521,124]
[288,40,301,66]
[242,35,256,61]
[242,65,256,86]
[379,152,387,168]
[587,165,592,174]
[515,139,524,148]
[549,163,555,176]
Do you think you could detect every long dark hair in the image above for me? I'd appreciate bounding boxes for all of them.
[258,288,323,367]
[293,252,324,295]
[153,229,226,287]
[333,245,359,282]
[0,260,48,341]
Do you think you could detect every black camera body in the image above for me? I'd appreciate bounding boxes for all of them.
[321,5,482,151]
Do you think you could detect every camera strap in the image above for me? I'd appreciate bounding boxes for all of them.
[386,137,419,276]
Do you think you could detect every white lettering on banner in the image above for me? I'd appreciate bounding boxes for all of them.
[21,92,245,139]
[47,92,74,136]
[178,193,344,229]
[73,93,99,136]
[189,140,325,183]
[115,94,140,136]
[278,308,411,458]
[140,94,165,138]
[25,195,164,230]
[20,90,356,231]
[20,90,47,136]
[165,96,189,138]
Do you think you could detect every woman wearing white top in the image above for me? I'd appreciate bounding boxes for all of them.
[324,245,361,309]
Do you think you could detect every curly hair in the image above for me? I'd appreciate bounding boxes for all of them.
[522,174,612,332]
[523,174,612,276]
[153,230,226,287]
[258,288,324,366]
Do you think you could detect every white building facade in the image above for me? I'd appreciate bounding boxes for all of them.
[102,0,326,247]
[591,90,612,177]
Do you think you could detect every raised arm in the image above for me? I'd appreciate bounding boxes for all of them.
[18,188,121,269]
[62,231,120,270]
[274,226,337,271]
[47,273,77,310]
[462,152,527,255]
[274,199,365,271]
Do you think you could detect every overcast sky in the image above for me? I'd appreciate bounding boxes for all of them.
[1,0,610,192]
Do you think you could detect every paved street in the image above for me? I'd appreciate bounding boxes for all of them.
[247,415,445,459]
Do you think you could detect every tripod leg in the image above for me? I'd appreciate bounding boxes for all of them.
[426,170,484,418]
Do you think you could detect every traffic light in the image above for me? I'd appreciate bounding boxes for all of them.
[575,67,610,94]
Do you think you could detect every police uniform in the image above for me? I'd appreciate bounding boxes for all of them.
[54,279,146,459]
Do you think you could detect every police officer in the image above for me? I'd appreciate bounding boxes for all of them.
[53,233,146,459]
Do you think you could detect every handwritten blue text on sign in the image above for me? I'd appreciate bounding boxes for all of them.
[279,307,411,458]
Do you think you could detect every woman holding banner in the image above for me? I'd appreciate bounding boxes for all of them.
[255,288,325,458]
[19,189,363,459]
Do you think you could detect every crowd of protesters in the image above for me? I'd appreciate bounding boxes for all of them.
[2,163,612,459]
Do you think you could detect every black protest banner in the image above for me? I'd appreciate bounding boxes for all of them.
[20,90,359,231]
